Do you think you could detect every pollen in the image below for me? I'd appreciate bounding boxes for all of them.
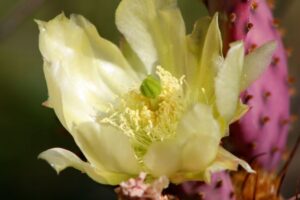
[100,66,185,159]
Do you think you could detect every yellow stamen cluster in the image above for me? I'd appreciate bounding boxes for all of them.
[100,66,185,159]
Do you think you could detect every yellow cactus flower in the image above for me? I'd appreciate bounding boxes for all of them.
[37,0,276,185]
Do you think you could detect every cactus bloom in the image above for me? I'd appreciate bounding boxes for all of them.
[37,0,276,185]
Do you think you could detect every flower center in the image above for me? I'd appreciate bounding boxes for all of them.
[100,66,185,161]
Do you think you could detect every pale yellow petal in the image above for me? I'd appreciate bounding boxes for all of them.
[143,140,181,177]
[240,41,277,91]
[73,122,141,175]
[187,17,211,56]
[38,148,131,185]
[70,14,141,86]
[194,13,223,104]
[177,103,221,171]
[144,99,222,179]
[120,38,148,79]
[37,14,139,130]
[186,16,211,86]
[116,0,187,77]
[230,100,249,124]
[215,41,244,122]
[203,147,254,182]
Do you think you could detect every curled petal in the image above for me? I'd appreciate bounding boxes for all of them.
[38,148,132,185]
[204,147,254,182]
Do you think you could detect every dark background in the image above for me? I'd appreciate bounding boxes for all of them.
[0,0,298,199]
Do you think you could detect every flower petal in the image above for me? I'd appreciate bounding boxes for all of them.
[192,14,223,104]
[116,0,187,77]
[144,103,221,178]
[169,147,253,184]
[37,13,139,130]
[230,100,249,124]
[38,148,131,185]
[215,41,244,122]
[73,122,141,175]
[69,14,141,85]
[143,140,181,177]
[240,41,277,91]
[187,17,211,57]
[177,103,221,171]
[120,38,148,78]
[203,147,254,182]
[186,16,211,85]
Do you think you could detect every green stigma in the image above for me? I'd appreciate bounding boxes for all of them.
[140,75,162,99]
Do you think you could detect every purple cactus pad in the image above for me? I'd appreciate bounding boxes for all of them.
[179,172,235,200]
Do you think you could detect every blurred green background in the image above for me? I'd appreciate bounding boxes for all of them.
[0,0,298,199]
